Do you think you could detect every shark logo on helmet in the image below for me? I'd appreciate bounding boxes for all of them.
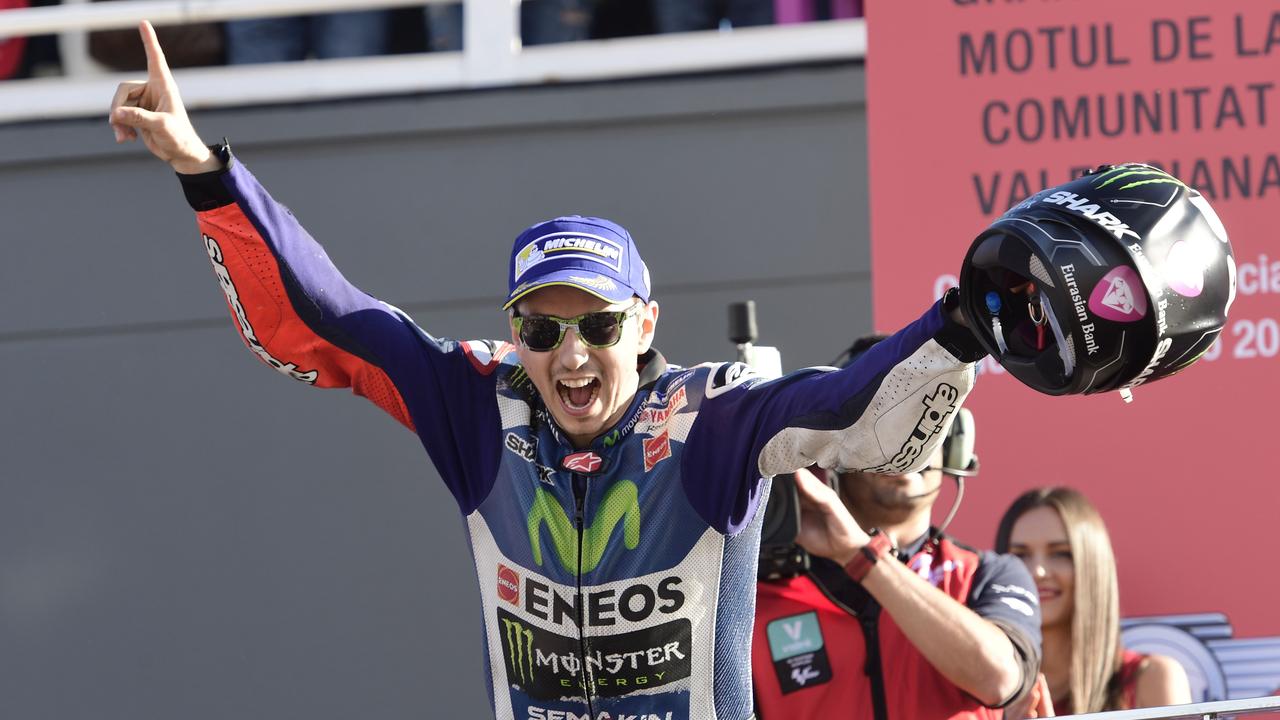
[1042,191,1141,241]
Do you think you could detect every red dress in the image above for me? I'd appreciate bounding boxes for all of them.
[1058,649,1148,715]
[1116,649,1148,709]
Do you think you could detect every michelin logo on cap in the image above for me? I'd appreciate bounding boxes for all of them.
[514,243,546,280]
[514,232,625,281]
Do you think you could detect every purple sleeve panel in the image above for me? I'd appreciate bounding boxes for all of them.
[968,551,1042,644]
[969,551,1043,706]
[185,157,503,515]
[681,301,966,535]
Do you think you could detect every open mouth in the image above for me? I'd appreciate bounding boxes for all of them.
[557,377,600,414]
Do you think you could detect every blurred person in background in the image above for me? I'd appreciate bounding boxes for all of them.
[426,0,596,52]
[773,0,862,25]
[753,336,1044,720]
[651,0,773,34]
[0,0,63,80]
[108,21,989,720]
[996,487,1192,715]
[224,10,389,64]
[87,3,223,73]
[0,0,30,80]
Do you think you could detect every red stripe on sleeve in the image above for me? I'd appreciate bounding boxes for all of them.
[196,206,416,432]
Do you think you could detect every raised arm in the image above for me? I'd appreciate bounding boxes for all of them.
[107,22,506,513]
[791,471,1042,707]
[680,293,984,533]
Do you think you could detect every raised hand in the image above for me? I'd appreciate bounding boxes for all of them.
[792,467,871,566]
[109,21,220,174]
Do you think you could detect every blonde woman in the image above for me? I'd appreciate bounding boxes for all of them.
[995,487,1191,715]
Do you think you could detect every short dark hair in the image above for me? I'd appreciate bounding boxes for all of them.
[832,334,889,368]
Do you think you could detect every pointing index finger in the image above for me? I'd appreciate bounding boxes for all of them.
[138,20,172,83]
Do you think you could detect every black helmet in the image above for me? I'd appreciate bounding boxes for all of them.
[959,163,1236,398]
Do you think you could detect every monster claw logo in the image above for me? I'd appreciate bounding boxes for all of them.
[501,616,536,684]
[1091,164,1187,192]
[527,481,640,574]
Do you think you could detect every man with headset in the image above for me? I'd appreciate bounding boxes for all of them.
[752,337,1044,720]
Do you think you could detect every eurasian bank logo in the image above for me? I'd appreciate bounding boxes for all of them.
[527,480,640,574]
[501,616,536,684]
[1122,613,1280,702]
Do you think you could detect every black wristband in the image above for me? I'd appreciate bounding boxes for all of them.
[935,287,988,363]
[177,139,235,211]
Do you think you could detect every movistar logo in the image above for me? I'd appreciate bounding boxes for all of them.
[527,481,640,574]
[501,617,535,684]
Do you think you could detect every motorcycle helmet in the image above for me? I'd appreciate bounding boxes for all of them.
[959,163,1236,398]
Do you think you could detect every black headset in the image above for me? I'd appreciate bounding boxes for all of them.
[939,407,978,477]
[930,406,978,546]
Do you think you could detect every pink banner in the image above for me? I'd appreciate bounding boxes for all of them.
[866,0,1279,642]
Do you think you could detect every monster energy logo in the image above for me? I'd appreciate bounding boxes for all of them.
[495,607,693,700]
[507,365,533,391]
[502,616,537,684]
[1092,164,1187,191]
[527,481,640,574]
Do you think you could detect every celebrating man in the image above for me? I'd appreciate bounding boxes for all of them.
[111,21,986,720]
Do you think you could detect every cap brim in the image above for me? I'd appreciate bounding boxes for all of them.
[502,270,636,310]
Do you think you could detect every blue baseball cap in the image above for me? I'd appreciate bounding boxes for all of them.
[503,215,652,310]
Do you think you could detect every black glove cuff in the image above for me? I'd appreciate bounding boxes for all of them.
[935,287,988,363]
[178,139,235,211]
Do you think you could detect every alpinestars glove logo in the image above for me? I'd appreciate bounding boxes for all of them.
[870,383,958,474]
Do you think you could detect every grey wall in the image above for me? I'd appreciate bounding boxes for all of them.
[0,62,870,719]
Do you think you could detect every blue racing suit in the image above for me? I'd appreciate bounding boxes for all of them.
[178,145,984,720]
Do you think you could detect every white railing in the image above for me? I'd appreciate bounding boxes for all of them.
[1070,695,1280,719]
[0,0,447,33]
[0,0,866,124]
